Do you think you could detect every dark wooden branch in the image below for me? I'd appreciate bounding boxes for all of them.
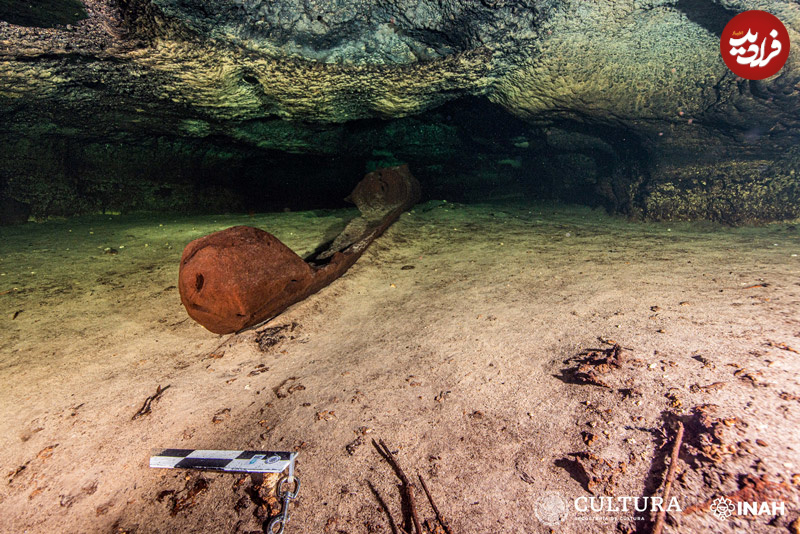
[651,421,684,534]
[367,481,408,534]
[132,384,170,420]
[373,439,422,534]
[419,475,454,534]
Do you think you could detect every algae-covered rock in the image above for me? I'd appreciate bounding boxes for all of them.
[0,0,798,220]
[644,155,800,224]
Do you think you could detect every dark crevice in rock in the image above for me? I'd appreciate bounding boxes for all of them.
[747,80,770,101]
[673,0,740,37]
[0,0,87,28]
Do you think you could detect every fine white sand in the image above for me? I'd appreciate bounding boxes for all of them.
[1,201,799,533]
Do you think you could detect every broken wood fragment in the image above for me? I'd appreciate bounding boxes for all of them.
[254,323,297,352]
[132,384,170,420]
[373,439,422,534]
[742,282,770,289]
[686,404,739,463]
[567,451,627,496]
[768,341,799,353]
[689,382,726,393]
[651,421,683,534]
[779,391,800,402]
[162,477,209,516]
[570,344,626,388]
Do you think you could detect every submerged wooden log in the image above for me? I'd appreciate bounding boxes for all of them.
[178,164,421,334]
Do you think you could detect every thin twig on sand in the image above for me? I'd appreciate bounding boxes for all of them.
[652,421,685,534]
[132,384,170,420]
[373,439,422,534]
[419,474,454,534]
[367,481,409,534]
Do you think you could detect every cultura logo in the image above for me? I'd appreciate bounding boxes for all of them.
[710,497,736,520]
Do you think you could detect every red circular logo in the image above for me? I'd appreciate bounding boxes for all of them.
[720,10,790,80]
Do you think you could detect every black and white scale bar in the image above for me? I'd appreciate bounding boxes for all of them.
[150,449,296,473]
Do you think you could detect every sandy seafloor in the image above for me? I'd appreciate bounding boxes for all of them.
[1,200,799,534]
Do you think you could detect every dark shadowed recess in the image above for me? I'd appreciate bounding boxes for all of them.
[344,97,648,212]
[246,97,648,213]
[215,150,365,213]
[0,0,87,28]
[0,97,649,220]
[673,0,741,37]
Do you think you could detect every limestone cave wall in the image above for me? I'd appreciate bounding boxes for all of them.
[1,0,798,223]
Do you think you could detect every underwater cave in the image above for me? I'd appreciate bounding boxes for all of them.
[1,1,799,533]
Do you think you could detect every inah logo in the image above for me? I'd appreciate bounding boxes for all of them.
[534,492,569,526]
[710,497,736,520]
[708,496,786,519]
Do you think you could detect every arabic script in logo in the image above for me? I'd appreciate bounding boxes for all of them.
[721,10,789,80]
[710,497,736,520]
[534,492,569,526]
